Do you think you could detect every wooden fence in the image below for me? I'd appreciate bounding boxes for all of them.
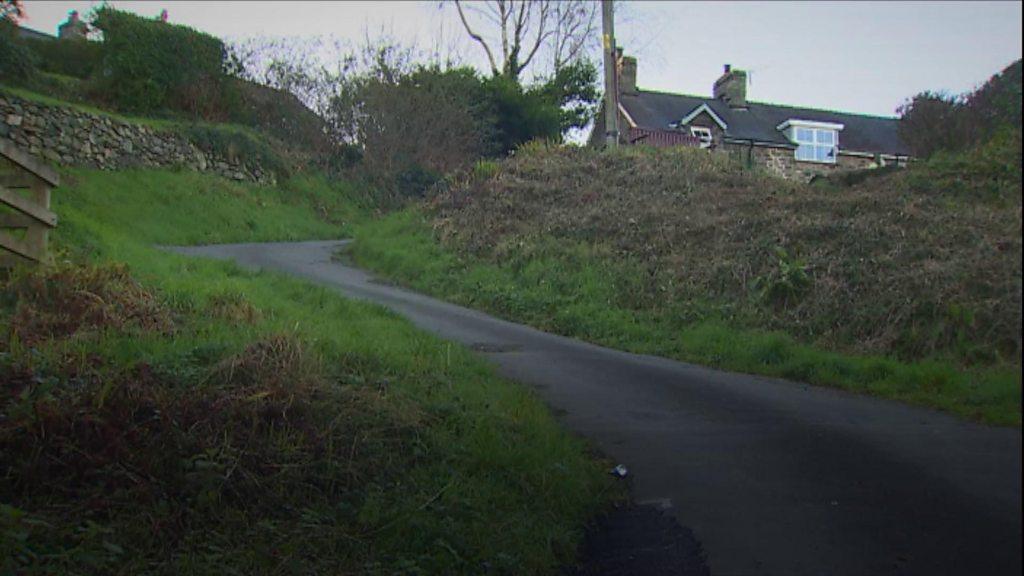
[0,139,60,268]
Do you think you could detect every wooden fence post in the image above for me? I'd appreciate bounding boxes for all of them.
[0,138,60,267]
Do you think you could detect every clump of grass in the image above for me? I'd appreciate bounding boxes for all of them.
[2,262,174,345]
[210,333,321,400]
[205,291,262,325]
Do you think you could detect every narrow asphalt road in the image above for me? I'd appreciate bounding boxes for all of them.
[171,240,1022,576]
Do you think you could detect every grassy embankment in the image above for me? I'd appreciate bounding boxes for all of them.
[351,143,1022,426]
[1,168,612,575]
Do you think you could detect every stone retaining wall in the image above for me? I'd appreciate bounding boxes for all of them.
[0,93,275,185]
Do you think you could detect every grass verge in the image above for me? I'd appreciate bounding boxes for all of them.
[350,207,1021,427]
[1,168,612,574]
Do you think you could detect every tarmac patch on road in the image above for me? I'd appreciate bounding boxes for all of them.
[566,503,709,576]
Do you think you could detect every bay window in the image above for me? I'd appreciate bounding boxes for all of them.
[777,120,844,164]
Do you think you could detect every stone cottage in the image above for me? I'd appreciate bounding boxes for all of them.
[591,53,911,181]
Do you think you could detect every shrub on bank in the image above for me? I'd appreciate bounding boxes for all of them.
[183,124,293,179]
[91,7,227,116]
[20,36,102,79]
[0,20,37,81]
[427,144,1021,366]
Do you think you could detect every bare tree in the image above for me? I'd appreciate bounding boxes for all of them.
[549,1,598,71]
[450,0,597,80]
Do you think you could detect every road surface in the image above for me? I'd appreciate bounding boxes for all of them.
[171,240,1022,576]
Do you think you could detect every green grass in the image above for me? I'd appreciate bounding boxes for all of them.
[56,169,362,252]
[1,169,612,574]
[350,208,1021,427]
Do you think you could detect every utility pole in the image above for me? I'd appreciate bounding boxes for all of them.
[601,0,619,147]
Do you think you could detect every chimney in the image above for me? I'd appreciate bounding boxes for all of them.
[617,53,638,95]
[713,64,747,108]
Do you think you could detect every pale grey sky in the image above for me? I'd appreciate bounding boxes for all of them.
[19,1,1024,117]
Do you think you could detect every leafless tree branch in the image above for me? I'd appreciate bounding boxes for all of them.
[447,0,597,80]
[454,0,500,76]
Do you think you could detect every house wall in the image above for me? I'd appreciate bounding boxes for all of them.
[721,141,878,181]
[684,111,726,149]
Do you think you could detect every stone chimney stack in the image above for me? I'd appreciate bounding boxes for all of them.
[713,64,747,108]
[58,10,88,40]
[617,53,638,95]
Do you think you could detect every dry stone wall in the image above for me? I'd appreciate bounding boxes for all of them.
[0,92,275,185]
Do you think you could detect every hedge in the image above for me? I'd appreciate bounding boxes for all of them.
[91,7,226,115]
[21,37,103,79]
[0,20,37,81]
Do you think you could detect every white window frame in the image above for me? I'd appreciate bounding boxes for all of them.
[777,119,843,164]
[793,126,837,163]
[679,103,728,130]
[690,126,713,148]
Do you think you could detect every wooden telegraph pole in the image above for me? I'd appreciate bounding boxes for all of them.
[601,0,619,147]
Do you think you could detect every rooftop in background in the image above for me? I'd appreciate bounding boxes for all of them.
[613,53,910,157]
[15,25,55,42]
[620,89,909,156]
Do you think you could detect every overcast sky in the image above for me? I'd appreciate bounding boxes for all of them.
[19,1,1023,118]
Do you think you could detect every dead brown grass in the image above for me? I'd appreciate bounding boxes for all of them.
[206,291,262,325]
[2,262,174,345]
[432,145,1022,364]
[0,326,422,572]
[206,333,326,427]
[0,263,425,572]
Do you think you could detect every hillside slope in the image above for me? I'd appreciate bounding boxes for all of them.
[1,169,611,575]
[442,145,1021,362]
[352,143,1022,425]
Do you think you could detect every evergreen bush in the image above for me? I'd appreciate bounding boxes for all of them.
[20,37,102,79]
[0,20,37,81]
[91,7,226,116]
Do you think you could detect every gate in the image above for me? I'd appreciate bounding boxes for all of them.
[0,139,60,267]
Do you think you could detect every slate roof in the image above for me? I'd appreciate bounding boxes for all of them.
[16,26,56,42]
[620,90,910,156]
